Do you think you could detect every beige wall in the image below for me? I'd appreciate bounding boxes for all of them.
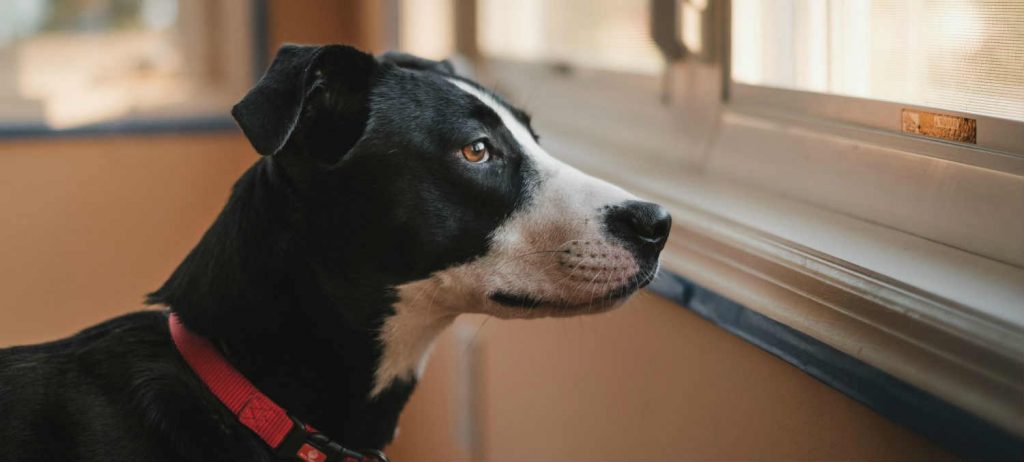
[0,133,252,345]
[387,294,955,461]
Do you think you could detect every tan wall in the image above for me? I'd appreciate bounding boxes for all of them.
[0,133,252,345]
[387,294,955,461]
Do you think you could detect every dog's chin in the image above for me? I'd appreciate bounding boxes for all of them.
[486,268,656,318]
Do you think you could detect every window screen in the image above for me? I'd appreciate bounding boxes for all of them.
[732,0,1024,122]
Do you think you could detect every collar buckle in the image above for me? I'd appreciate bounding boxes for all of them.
[276,416,389,462]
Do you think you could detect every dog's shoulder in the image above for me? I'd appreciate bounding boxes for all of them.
[0,310,166,398]
[0,310,173,396]
[0,311,177,460]
[0,311,270,461]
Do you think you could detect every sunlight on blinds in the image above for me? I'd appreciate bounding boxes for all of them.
[732,0,1024,122]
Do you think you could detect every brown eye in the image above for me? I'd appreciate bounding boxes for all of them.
[460,140,491,163]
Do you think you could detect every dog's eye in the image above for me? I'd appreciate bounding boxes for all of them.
[460,140,491,163]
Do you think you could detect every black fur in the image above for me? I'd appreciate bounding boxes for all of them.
[0,44,542,461]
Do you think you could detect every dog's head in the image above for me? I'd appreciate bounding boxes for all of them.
[232,45,670,321]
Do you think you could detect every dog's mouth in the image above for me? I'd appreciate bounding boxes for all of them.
[488,268,657,310]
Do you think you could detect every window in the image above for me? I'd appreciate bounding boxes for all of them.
[730,0,1024,155]
[0,0,261,133]
[732,0,1024,122]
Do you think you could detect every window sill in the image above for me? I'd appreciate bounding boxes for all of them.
[545,128,1024,437]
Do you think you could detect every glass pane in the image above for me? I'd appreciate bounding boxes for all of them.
[731,0,1024,122]
[0,0,252,130]
[478,0,662,75]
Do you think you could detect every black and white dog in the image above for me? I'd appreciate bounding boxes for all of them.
[0,44,670,461]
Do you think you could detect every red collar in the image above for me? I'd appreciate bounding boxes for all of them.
[168,313,388,462]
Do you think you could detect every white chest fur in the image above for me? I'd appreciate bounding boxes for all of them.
[371,277,461,397]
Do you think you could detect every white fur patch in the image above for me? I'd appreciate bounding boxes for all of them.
[371,78,647,397]
[371,278,456,397]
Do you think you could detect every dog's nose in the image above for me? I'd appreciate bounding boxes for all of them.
[604,200,672,251]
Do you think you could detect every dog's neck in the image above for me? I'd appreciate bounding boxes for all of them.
[148,159,443,449]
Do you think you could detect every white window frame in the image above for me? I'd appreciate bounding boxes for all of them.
[729,83,1024,173]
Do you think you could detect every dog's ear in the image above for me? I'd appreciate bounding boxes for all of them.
[232,44,378,159]
[379,51,456,75]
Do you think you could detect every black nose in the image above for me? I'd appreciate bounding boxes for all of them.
[603,200,672,252]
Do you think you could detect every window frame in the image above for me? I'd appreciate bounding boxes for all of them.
[721,0,1024,165]
[711,0,1023,270]
[0,0,268,139]
[729,83,1024,174]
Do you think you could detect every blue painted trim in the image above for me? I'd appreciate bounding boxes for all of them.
[0,0,269,140]
[0,116,238,139]
[647,271,1024,461]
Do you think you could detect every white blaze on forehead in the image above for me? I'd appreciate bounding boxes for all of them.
[445,77,638,230]
[447,79,547,161]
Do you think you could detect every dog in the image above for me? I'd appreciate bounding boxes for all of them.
[0,44,670,461]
